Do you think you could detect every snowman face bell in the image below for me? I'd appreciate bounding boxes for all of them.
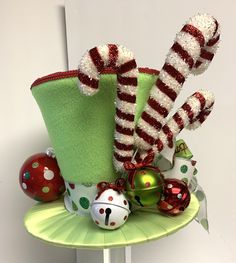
[90,189,130,230]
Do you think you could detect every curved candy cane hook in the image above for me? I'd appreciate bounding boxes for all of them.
[77,44,138,171]
[150,90,215,158]
[134,14,220,150]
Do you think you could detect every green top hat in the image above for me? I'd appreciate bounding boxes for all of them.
[31,68,158,184]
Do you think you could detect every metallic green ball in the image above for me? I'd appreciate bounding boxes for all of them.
[125,169,164,207]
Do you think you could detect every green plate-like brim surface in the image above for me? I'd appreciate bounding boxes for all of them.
[24,195,199,249]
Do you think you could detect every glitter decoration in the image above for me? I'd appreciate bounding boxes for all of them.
[134,14,220,151]
[77,44,138,171]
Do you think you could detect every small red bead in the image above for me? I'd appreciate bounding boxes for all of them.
[108,196,113,201]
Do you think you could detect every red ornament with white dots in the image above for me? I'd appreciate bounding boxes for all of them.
[90,189,130,230]
[158,178,191,215]
[19,152,65,202]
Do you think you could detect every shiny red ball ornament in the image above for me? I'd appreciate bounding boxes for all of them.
[158,179,191,215]
[19,152,65,202]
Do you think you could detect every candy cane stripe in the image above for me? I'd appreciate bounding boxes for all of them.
[182,103,194,121]
[116,108,134,122]
[194,92,206,110]
[200,49,214,61]
[107,44,118,67]
[116,124,134,136]
[163,63,185,84]
[114,140,133,151]
[162,125,174,148]
[171,42,194,69]
[173,113,184,130]
[156,138,164,152]
[89,47,105,73]
[117,92,136,103]
[207,35,220,47]
[117,76,137,86]
[141,111,162,130]
[156,79,177,101]
[181,24,205,47]
[136,127,156,145]
[118,59,137,74]
[78,71,99,90]
[148,97,169,116]
[114,153,132,163]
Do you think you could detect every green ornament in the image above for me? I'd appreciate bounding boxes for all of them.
[125,168,164,207]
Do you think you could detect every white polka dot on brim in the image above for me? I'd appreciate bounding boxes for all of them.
[43,169,55,180]
[22,183,27,190]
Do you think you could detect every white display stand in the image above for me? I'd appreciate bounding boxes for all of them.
[76,247,131,263]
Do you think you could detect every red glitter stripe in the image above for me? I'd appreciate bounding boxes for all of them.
[114,140,133,151]
[182,103,194,121]
[156,79,177,101]
[31,68,160,88]
[114,152,132,163]
[117,92,136,103]
[134,152,142,163]
[117,76,137,86]
[198,111,210,123]
[162,125,174,148]
[171,42,194,69]
[194,61,202,68]
[207,35,220,47]
[155,138,164,152]
[107,44,118,68]
[213,19,219,37]
[118,59,137,74]
[78,71,99,90]
[163,63,185,84]
[181,24,205,47]
[148,97,168,117]
[173,113,184,130]
[116,124,134,136]
[141,111,162,130]
[116,108,134,122]
[200,49,214,61]
[136,127,155,146]
[194,92,206,110]
[89,47,104,73]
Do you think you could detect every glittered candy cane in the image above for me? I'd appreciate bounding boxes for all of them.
[78,44,138,171]
[134,14,220,150]
[150,90,215,158]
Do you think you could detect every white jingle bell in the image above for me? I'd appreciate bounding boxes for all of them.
[91,187,130,230]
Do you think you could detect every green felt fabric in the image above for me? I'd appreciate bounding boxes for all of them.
[32,72,157,184]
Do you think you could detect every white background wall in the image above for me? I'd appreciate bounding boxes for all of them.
[1,0,236,262]
[0,1,75,262]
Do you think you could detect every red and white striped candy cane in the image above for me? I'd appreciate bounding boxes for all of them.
[77,44,138,171]
[134,14,220,150]
[150,90,215,157]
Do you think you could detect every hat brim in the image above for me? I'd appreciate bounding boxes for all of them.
[24,194,199,249]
